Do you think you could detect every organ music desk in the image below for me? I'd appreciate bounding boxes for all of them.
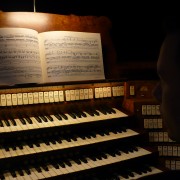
[0,12,167,179]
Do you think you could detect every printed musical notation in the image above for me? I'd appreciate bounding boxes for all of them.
[47,64,102,77]
[40,31,105,82]
[0,28,42,85]
[0,28,105,85]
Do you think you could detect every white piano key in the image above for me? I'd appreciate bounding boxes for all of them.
[0,121,6,133]
[20,144,32,155]
[30,117,46,129]
[75,137,89,146]
[39,141,54,151]
[14,119,29,131]
[84,157,97,168]
[1,147,12,158]
[79,160,91,170]
[112,108,128,118]
[35,142,48,152]
[51,164,65,176]
[103,153,116,164]
[1,120,12,132]
[45,164,58,177]
[81,111,96,122]
[39,166,52,178]
[14,171,24,180]
[68,160,80,172]
[0,148,5,159]
[30,144,43,153]
[63,163,75,173]
[14,146,24,156]
[3,172,16,180]
[6,120,19,132]
[22,144,36,154]
[47,141,61,150]
[73,160,87,171]
[93,110,109,121]
[49,115,65,126]
[12,119,24,131]
[29,167,44,179]
[25,117,39,129]
[87,156,102,167]
[63,113,80,124]
[8,147,18,157]
[20,170,32,180]
[57,164,69,174]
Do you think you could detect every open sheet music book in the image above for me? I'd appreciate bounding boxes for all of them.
[0,28,105,86]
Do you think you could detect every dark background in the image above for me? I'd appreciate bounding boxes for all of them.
[0,0,176,64]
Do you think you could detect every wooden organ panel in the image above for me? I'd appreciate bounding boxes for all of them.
[0,12,167,179]
[123,80,180,172]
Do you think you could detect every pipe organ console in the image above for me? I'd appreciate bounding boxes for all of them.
[0,80,166,179]
[0,12,168,179]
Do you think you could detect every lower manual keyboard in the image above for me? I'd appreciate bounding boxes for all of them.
[1,146,152,179]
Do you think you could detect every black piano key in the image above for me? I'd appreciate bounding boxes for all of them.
[45,115,54,122]
[10,171,17,178]
[35,142,40,147]
[104,130,110,135]
[50,140,57,145]
[24,168,31,175]
[66,137,72,142]
[4,146,10,151]
[9,118,17,126]
[34,116,42,123]
[0,174,5,180]
[72,110,81,118]
[80,111,87,117]
[28,143,34,148]
[85,110,94,116]
[54,114,62,120]
[64,160,72,167]
[89,155,97,161]
[42,165,49,171]
[114,149,121,156]
[19,144,23,150]
[4,119,10,126]
[97,107,107,115]
[52,163,60,169]
[145,165,152,172]
[24,117,32,124]
[93,109,100,116]
[74,158,82,165]
[68,112,76,119]
[72,135,78,141]
[58,162,66,168]
[80,156,88,163]
[101,105,114,114]
[35,167,42,173]
[89,132,96,138]
[44,140,50,145]
[101,153,108,159]
[39,116,48,122]
[126,170,135,177]
[59,113,68,120]
[56,138,62,144]
[12,144,17,150]
[0,120,4,127]
[17,169,24,176]
[19,118,26,125]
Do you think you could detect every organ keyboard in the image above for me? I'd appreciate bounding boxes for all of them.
[0,80,165,179]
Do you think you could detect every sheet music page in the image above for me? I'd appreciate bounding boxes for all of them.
[39,31,105,83]
[0,28,43,85]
